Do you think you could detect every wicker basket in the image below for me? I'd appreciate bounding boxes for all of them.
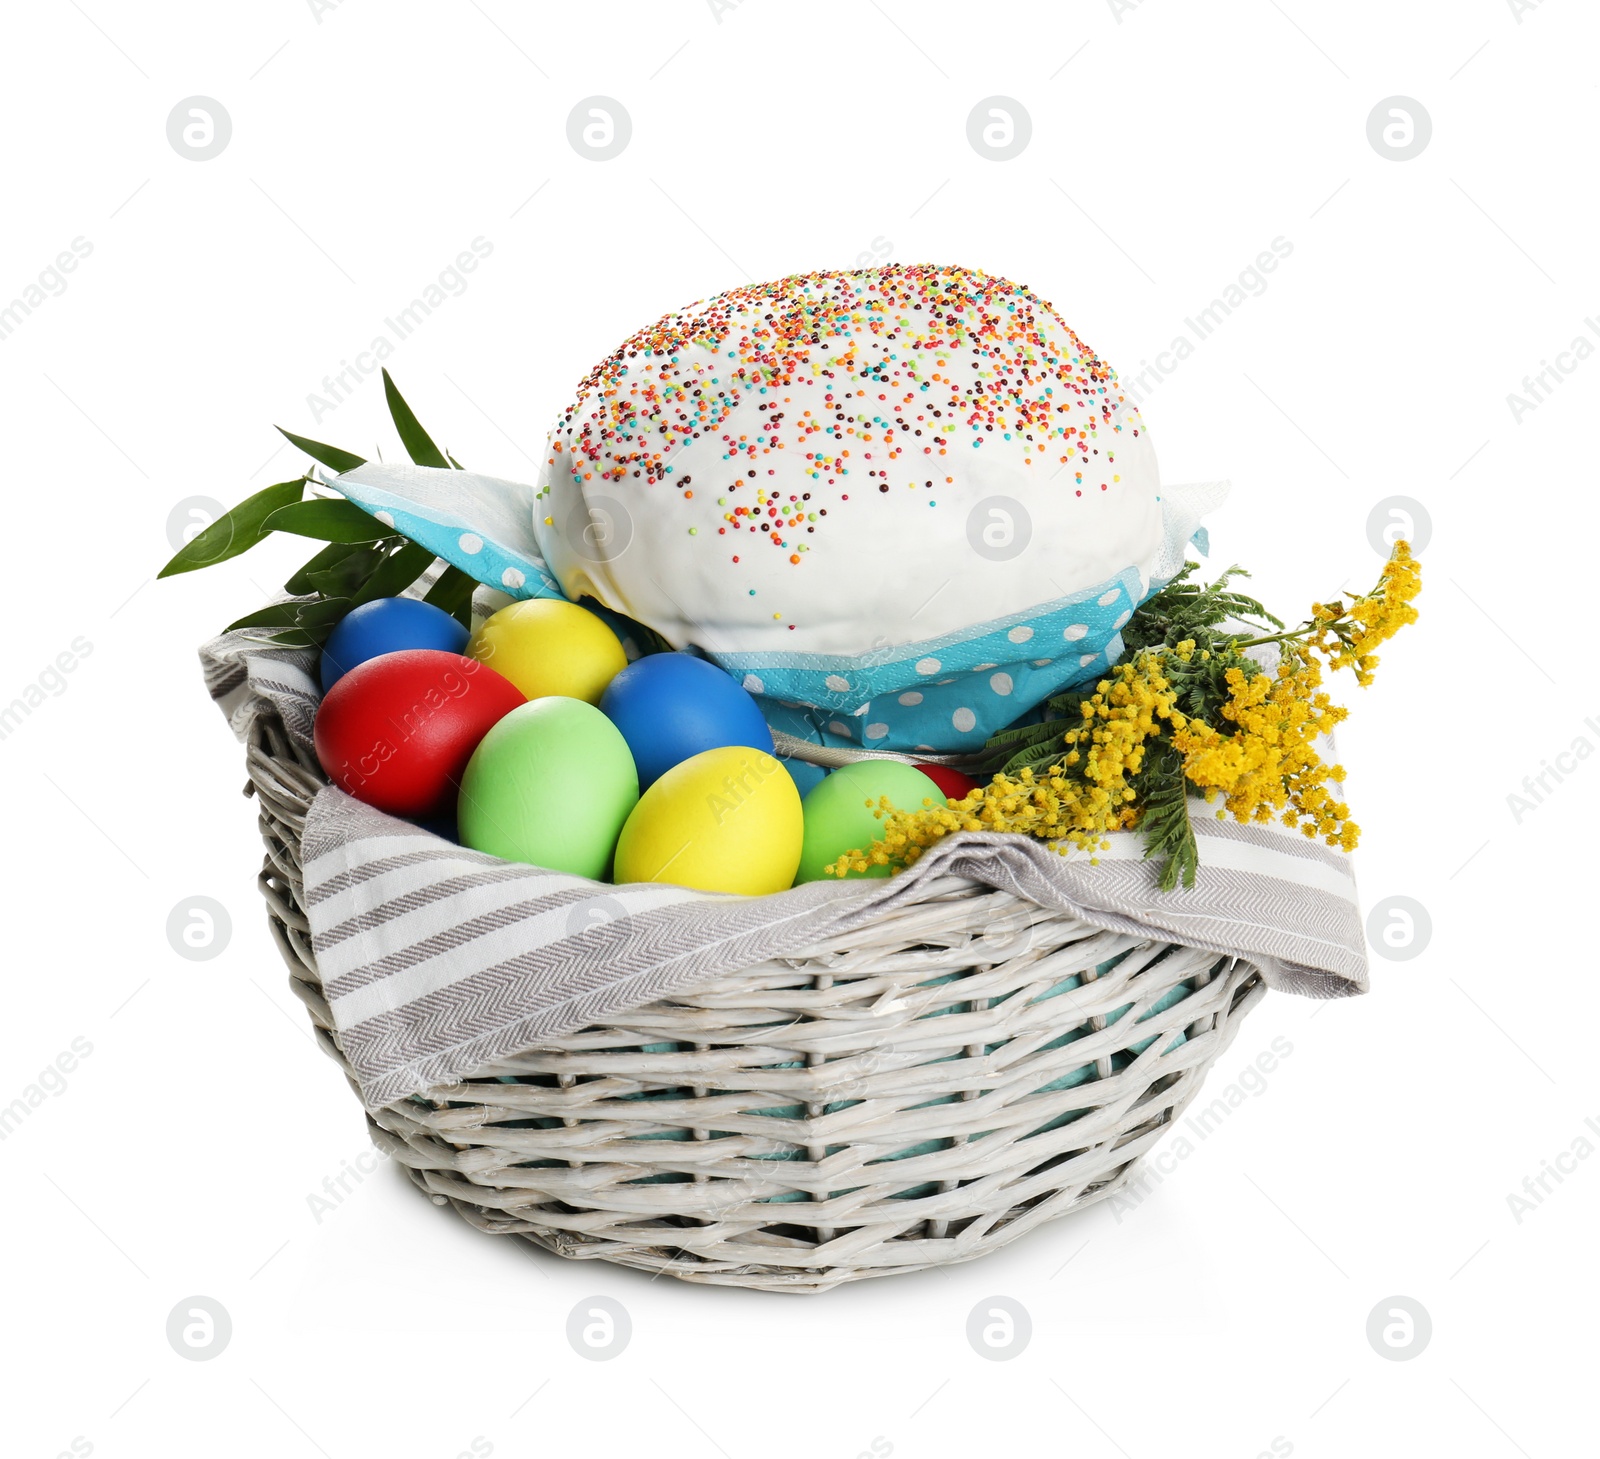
[247,707,1267,1293]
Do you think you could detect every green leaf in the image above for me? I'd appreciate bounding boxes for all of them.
[293,596,352,630]
[283,540,367,594]
[276,427,367,475]
[1123,561,1282,655]
[1136,739,1200,892]
[986,719,1063,751]
[157,478,306,577]
[424,564,477,628]
[381,370,451,469]
[225,600,307,633]
[352,541,435,605]
[303,542,394,598]
[263,498,394,542]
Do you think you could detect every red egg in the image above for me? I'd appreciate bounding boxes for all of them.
[313,649,525,818]
[913,763,982,802]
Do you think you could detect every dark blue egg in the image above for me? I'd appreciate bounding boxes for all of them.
[320,597,469,693]
[599,653,774,788]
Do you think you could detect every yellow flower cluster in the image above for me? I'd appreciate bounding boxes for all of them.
[825,543,1420,880]
[1175,649,1355,848]
[1308,539,1422,687]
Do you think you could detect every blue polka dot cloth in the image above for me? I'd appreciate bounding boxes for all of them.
[728,566,1148,754]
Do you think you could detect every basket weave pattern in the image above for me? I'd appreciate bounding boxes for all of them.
[248,712,1266,1292]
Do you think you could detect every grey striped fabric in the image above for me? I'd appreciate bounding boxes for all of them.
[202,630,1368,1110]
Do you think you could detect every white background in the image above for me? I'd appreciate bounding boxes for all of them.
[2,1,1595,1456]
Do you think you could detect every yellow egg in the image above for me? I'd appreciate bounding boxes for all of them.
[466,599,627,705]
[614,745,802,895]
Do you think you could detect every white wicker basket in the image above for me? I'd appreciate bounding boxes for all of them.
[248,711,1266,1292]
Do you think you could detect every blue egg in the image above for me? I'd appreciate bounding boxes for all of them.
[599,653,774,788]
[319,597,469,693]
[778,754,829,799]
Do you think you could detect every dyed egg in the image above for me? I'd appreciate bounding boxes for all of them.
[795,760,947,884]
[614,746,802,895]
[914,763,982,803]
[319,596,468,693]
[313,650,525,818]
[599,652,774,788]
[457,697,638,878]
[466,598,627,705]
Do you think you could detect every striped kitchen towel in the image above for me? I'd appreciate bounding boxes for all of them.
[202,630,1368,1110]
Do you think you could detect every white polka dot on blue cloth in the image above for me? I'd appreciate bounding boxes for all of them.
[718,566,1148,754]
[458,533,483,554]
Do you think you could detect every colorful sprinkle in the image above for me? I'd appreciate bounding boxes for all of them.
[540,264,1141,631]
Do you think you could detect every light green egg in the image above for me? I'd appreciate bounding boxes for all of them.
[795,760,947,884]
[458,697,638,878]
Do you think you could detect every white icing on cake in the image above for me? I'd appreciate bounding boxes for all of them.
[534,263,1161,657]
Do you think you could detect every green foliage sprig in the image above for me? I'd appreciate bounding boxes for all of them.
[159,371,478,648]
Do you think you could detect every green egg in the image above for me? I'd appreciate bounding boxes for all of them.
[795,760,948,884]
[458,697,638,878]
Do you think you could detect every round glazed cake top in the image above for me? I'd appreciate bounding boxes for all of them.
[534,263,1162,656]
